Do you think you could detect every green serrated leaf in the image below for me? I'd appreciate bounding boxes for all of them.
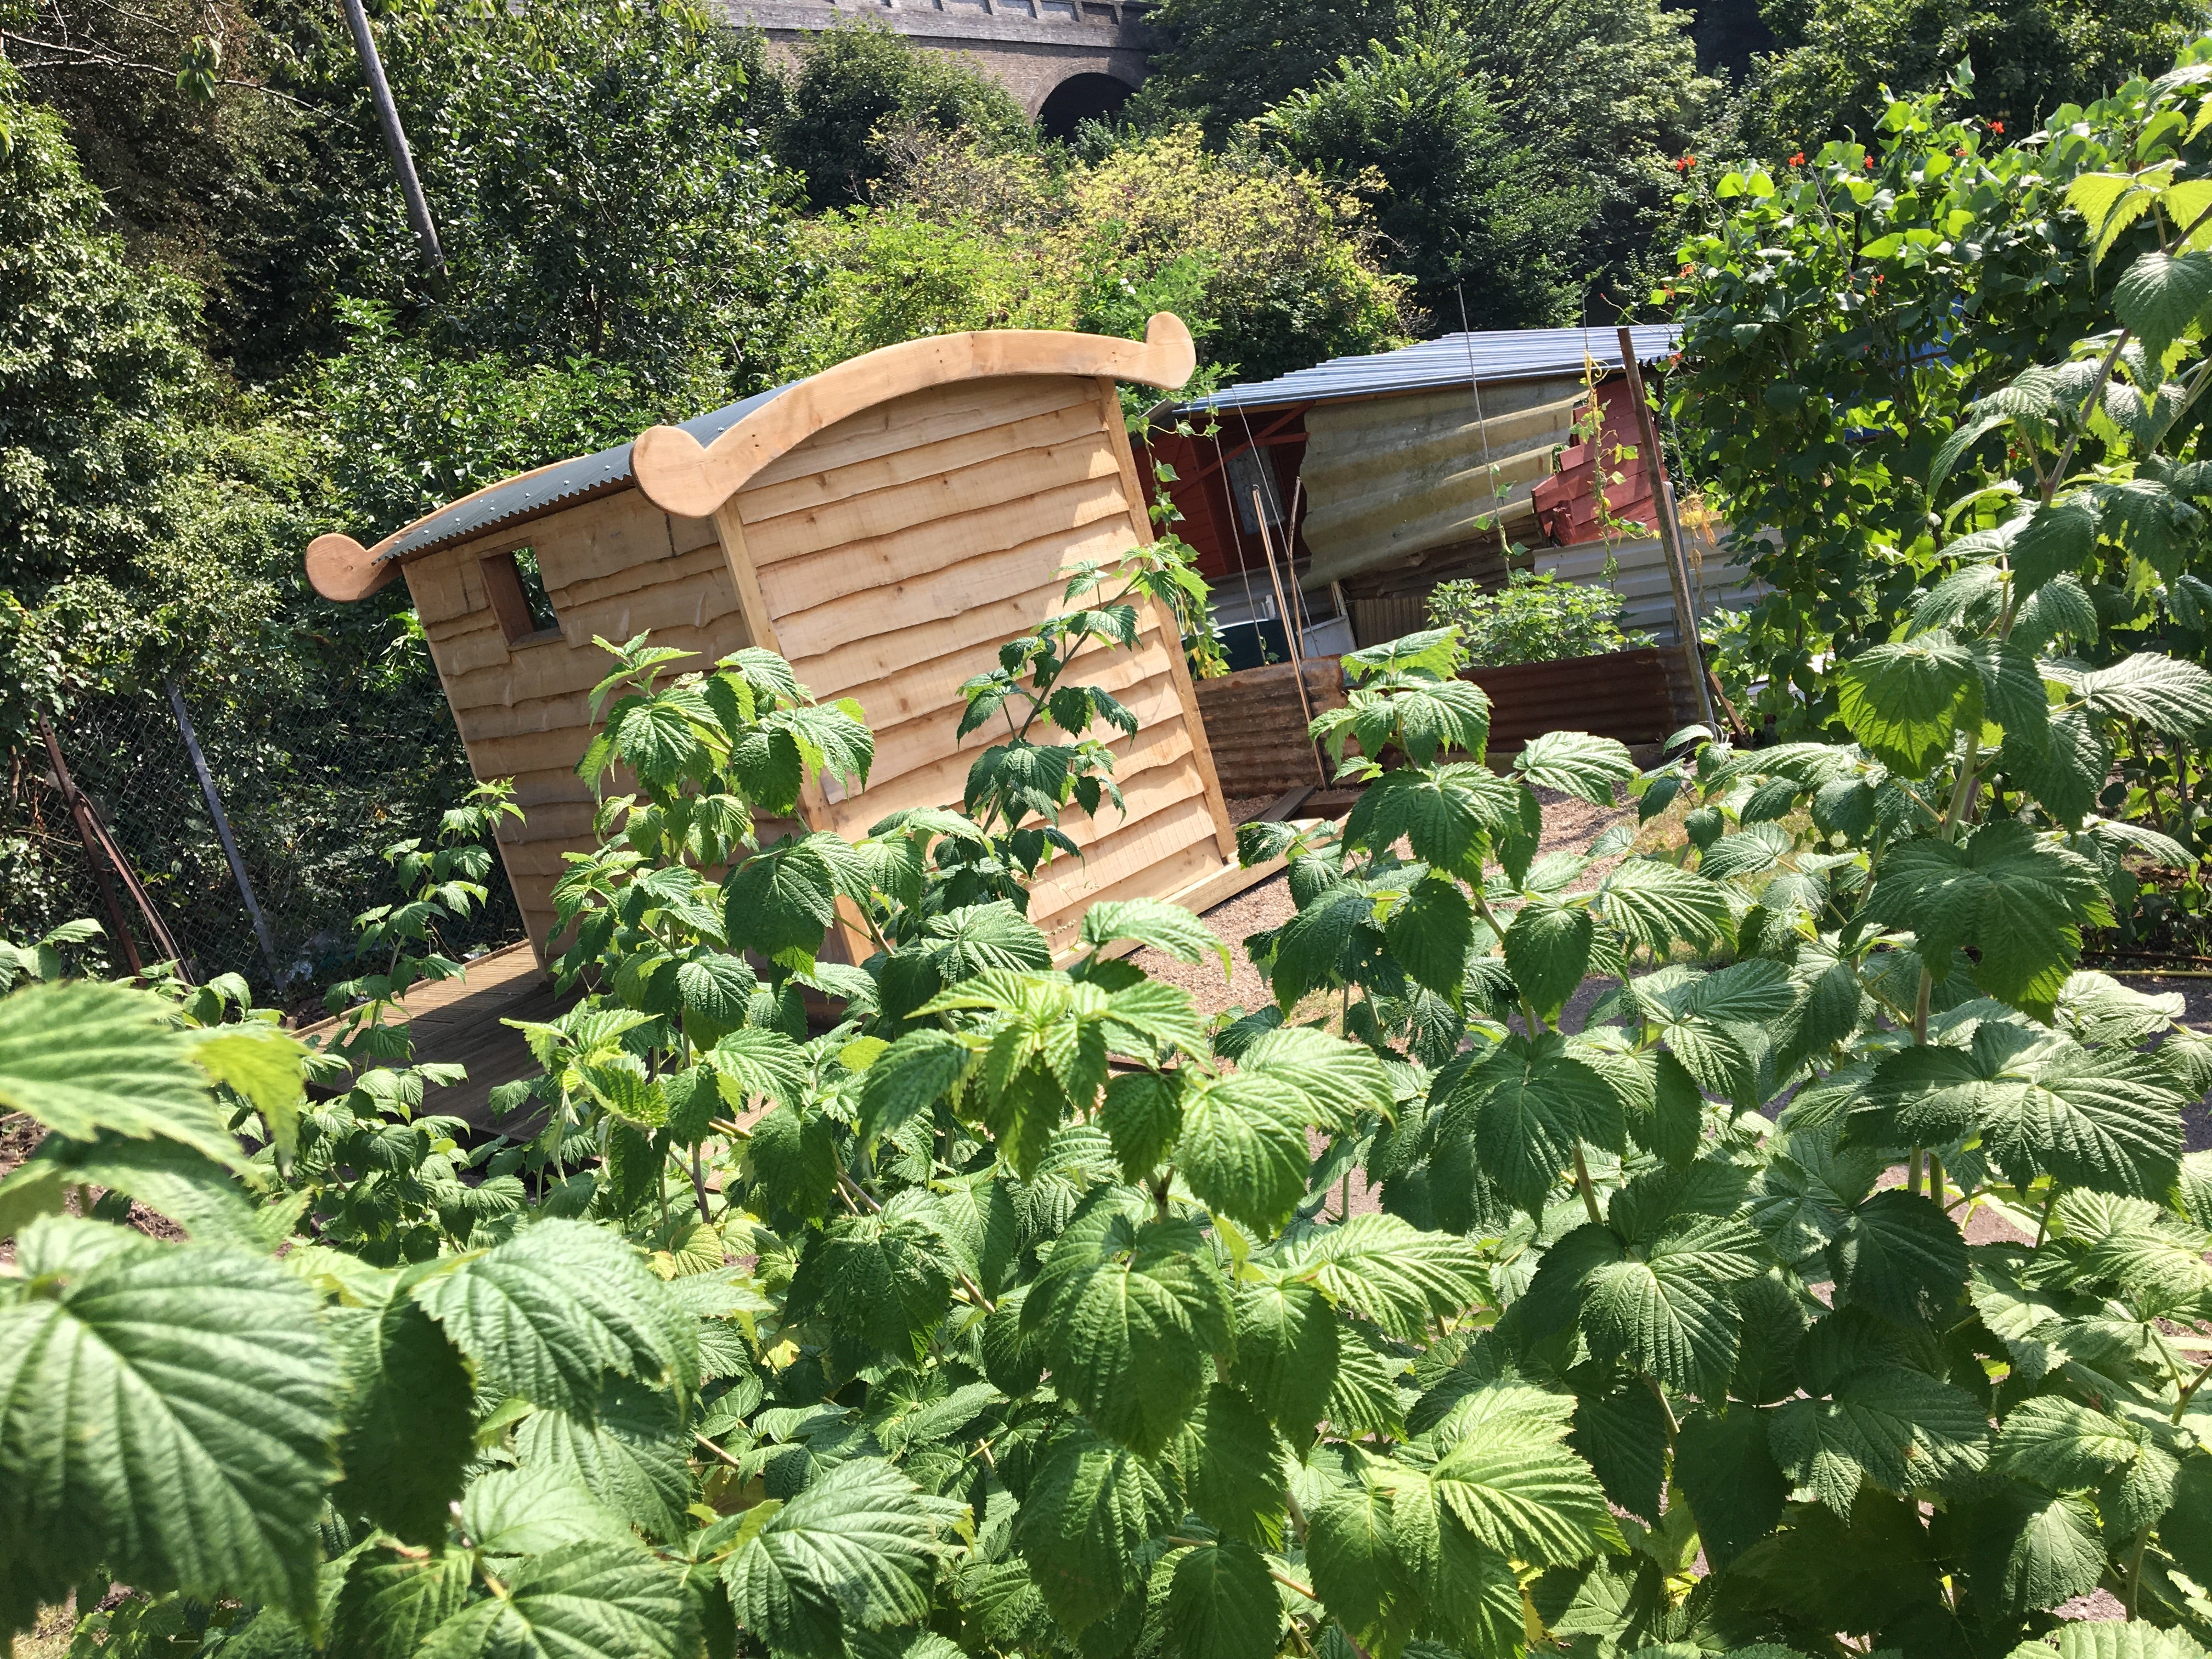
[411,1218,698,1413]
[0,1217,338,1626]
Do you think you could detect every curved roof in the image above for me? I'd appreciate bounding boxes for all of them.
[1175,323,1684,415]
[631,312,1197,520]
[307,314,1198,603]
[379,383,790,566]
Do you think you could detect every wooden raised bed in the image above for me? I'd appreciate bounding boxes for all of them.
[1192,658,1346,797]
[1193,645,1700,791]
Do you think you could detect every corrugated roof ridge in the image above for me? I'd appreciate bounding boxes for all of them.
[1176,323,1682,416]
[373,381,793,566]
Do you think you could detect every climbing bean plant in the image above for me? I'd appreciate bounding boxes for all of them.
[4,528,2212,1659]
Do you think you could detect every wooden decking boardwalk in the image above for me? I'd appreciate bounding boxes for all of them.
[293,940,574,1133]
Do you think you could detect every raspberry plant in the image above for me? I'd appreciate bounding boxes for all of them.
[7,404,2212,1659]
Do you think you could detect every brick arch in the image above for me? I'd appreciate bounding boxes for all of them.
[1035,68,1138,137]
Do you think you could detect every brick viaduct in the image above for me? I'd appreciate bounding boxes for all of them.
[725,0,1153,137]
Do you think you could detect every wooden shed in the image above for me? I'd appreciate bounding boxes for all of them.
[305,314,1250,963]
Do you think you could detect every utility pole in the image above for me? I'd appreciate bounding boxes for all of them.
[338,0,446,280]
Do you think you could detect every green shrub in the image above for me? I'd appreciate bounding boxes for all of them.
[1426,568,1647,665]
[774,20,1032,210]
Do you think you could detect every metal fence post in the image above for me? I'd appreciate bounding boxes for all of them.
[168,679,280,975]
[38,716,143,975]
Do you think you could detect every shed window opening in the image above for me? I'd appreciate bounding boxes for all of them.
[483,546,560,644]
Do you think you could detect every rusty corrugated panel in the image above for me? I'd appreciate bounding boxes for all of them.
[1193,658,1345,797]
[1470,649,1679,749]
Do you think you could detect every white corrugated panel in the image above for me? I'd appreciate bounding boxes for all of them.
[1529,534,1764,646]
[1297,379,1586,589]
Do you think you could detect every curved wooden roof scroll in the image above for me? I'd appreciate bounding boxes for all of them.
[630,313,1197,518]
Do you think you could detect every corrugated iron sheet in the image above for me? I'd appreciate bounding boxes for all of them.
[1297,378,1584,589]
[1177,323,1681,416]
[1469,647,1686,750]
[376,383,793,565]
[1527,534,1764,647]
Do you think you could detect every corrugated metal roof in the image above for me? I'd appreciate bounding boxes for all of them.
[1176,323,1682,416]
[376,382,793,564]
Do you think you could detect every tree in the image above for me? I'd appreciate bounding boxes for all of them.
[804,123,1412,387]
[1672,46,2212,953]
[0,62,200,617]
[1131,0,1720,321]
[1127,0,1408,137]
[369,0,800,405]
[1447,0,1721,317]
[773,20,1032,210]
[1740,0,2204,155]
[1262,33,1594,325]
[5,0,374,378]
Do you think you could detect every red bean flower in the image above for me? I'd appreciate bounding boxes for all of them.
[1863,155,1876,170]
[1790,151,1806,166]
[1991,120,2005,134]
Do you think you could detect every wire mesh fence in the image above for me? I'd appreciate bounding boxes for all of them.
[0,681,526,1016]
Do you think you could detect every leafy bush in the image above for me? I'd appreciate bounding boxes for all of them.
[1427,569,1647,666]
[799,123,1412,387]
[1673,43,2212,948]
[1261,35,1594,326]
[373,0,800,402]
[18,92,2212,1647]
[1137,0,1718,317]
[8,464,2212,1659]
[772,21,1033,210]
[1741,0,2202,154]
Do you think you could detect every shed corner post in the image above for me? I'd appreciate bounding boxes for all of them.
[709,498,879,972]
[1096,375,1239,864]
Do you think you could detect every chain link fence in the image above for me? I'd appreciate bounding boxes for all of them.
[0,681,526,1017]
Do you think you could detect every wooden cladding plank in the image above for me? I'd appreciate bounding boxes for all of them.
[505,798,598,846]
[819,678,1194,836]
[670,515,719,555]
[1026,795,1220,926]
[531,492,676,594]
[744,375,1095,490]
[1033,839,1227,944]
[425,606,500,647]
[846,654,1186,797]
[736,399,1109,528]
[830,612,1164,740]
[1048,754,1206,846]
[770,510,1137,663]
[407,548,487,628]
[552,541,728,613]
[507,768,598,810]
[741,434,1124,571]
[503,866,558,947]
[556,570,747,651]
[455,693,592,746]
[790,573,1069,702]
[470,724,598,781]
[444,611,747,719]
[431,623,513,681]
